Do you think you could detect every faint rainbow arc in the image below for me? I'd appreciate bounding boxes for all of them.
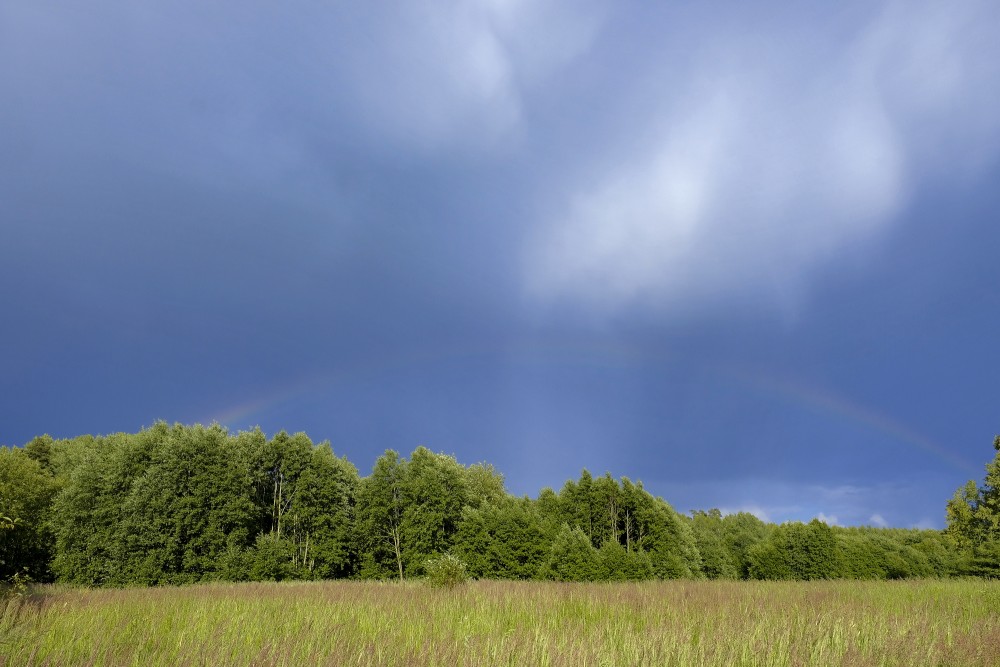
[201,340,656,430]
[204,343,975,477]
[723,368,977,476]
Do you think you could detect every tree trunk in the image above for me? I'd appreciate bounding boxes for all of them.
[391,525,404,582]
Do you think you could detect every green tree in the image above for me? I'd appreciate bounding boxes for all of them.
[597,538,653,581]
[619,478,643,553]
[454,497,548,579]
[117,424,256,584]
[464,462,507,509]
[285,443,359,578]
[0,448,60,580]
[356,447,481,579]
[51,423,257,585]
[51,430,153,585]
[591,473,621,548]
[962,541,1000,578]
[719,512,770,579]
[947,435,1000,548]
[748,520,837,580]
[834,527,940,580]
[355,450,408,580]
[910,530,960,577]
[558,471,597,544]
[632,494,701,579]
[535,487,562,528]
[539,524,600,581]
[946,435,1000,577]
[247,532,297,581]
[690,510,738,579]
[239,431,358,580]
[49,434,100,479]
[398,447,469,574]
[23,435,54,474]
[250,431,315,541]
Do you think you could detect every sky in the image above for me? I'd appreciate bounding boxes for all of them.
[3,1,1000,529]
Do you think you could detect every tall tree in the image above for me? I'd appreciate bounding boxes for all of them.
[946,435,1000,576]
[51,430,154,585]
[539,524,600,582]
[356,447,476,579]
[597,537,653,581]
[946,435,1000,548]
[619,483,702,578]
[720,512,770,579]
[355,450,408,580]
[556,472,597,543]
[454,497,548,579]
[398,447,469,574]
[118,424,256,584]
[464,462,507,509]
[51,423,257,585]
[23,435,54,474]
[287,444,359,578]
[0,448,60,581]
[690,510,738,579]
[747,520,837,580]
[591,473,621,548]
[252,431,315,540]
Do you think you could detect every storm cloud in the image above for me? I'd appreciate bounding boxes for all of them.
[3,0,1000,528]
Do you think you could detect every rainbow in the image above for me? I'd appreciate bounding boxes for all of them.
[203,341,975,475]
[720,366,977,476]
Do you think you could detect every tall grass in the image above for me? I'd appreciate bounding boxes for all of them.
[2,579,998,666]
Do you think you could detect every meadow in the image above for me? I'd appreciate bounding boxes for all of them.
[2,579,998,666]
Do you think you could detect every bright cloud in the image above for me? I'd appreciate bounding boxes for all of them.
[330,0,605,153]
[670,479,942,528]
[525,0,1000,313]
[0,1,607,183]
[333,4,521,151]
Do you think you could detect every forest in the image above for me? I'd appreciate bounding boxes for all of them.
[2,422,999,587]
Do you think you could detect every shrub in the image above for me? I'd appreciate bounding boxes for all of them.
[0,569,32,600]
[424,553,468,589]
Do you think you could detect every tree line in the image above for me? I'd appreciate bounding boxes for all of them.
[1,423,997,586]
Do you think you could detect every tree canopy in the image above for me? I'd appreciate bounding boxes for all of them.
[1,423,996,586]
[946,435,1000,576]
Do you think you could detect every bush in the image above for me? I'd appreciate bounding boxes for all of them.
[0,570,32,600]
[424,553,468,589]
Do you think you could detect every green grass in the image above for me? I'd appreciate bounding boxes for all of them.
[2,579,998,666]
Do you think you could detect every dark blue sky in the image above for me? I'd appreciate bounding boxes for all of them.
[3,1,999,528]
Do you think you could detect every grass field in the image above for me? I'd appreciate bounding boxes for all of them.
[2,579,998,666]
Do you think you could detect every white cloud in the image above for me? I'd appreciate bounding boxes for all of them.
[482,0,606,80]
[330,0,605,153]
[665,478,943,528]
[336,4,521,152]
[1,1,608,170]
[525,0,1000,314]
